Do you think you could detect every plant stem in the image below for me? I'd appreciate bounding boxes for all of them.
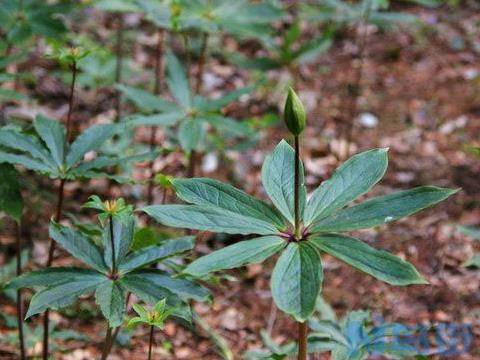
[15,222,26,360]
[146,29,166,205]
[293,135,307,359]
[294,135,301,240]
[101,326,113,360]
[108,292,132,352]
[114,13,124,123]
[148,325,155,360]
[109,215,116,273]
[298,321,307,360]
[42,60,77,360]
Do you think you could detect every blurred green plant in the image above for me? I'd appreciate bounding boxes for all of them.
[457,225,480,268]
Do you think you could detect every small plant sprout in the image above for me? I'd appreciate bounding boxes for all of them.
[142,88,457,360]
[7,197,207,360]
[127,299,176,360]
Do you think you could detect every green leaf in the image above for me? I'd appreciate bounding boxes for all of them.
[49,221,108,273]
[7,267,103,290]
[126,269,211,302]
[129,112,182,127]
[184,236,287,277]
[166,51,191,108]
[103,215,135,270]
[203,115,253,137]
[0,164,23,222]
[25,277,104,319]
[0,150,54,173]
[0,128,56,168]
[310,234,427,285]
[262,140,306,225]
[33,114,66,167]
[457,225,480,241]
[310,187,458,232]
[271,242,322,322]
[121,274,192,323]
[296,33,333,65]
[201,87,251,110]
[95,280,125,327]
[178,119,205,152]
[304,149,388,226]
[118,236,195,273]
[173,178,285,228]
[142,205,278,235]
[117,84,178,113]
[66,124,118,167]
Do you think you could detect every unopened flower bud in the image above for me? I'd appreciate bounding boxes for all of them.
[284,87,306,135]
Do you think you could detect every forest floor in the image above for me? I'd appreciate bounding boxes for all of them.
[0,2,479,360]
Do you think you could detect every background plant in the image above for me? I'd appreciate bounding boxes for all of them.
[7,198,209,359]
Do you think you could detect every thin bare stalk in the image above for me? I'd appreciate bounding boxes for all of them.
[146,29,166,205]
[42,60,77,360]
[182,33,191,82]
[298,321,308,360]
[342,0,372,160]
[114,14,125,122]
[15,223,26,360]
[293,135,307,360]
[148,325,155,360]
[101,326,113,360]
[294,135,301,240]
[108,292,132,352]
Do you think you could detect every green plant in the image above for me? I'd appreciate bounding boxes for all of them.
[0,0,70,47]
[7,198,208,359]
[142,88,456,359]
[457,225,480,268]
[127,299,176,360]
[230,22,333,84]
[120,51,253,175]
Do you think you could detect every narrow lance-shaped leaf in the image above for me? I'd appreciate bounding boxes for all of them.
[0,150,54,173]
[166,51,191,108]
[184,236,287,277]
[66,123,118,167]
[143,205,279,235]
[117,84,178,113]
[25,277,105,319]
[304,148,388,226]
[173,178,285,229]
[310,186,458,232]
[262,140,306,225]
[49,221,108,273]
[309,234,427,286]
[95,280,126,328]
[271,242,323,322]
[33,114,66,167]
[0,128,56,168]
[119,236,195,273]
[7,268,103,290]
[128,269,211,302]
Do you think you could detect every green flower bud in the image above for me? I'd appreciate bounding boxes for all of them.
[284,87,306,135]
